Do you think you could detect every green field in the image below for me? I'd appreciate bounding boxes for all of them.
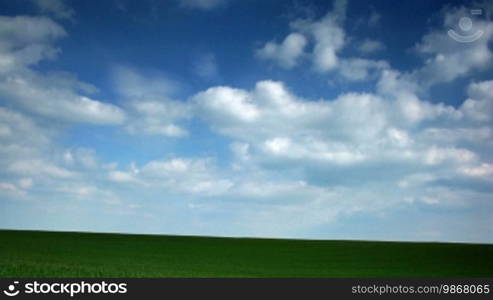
[0,230,492,277]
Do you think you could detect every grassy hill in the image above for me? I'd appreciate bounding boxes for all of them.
[0,230,492,277]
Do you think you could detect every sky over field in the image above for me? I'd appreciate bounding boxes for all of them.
[0,0,492,243]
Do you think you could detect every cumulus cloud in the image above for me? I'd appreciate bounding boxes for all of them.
[338,58,388,81]
[194,80,391,148]
[255,0,347,72]
[182,72,493,236]
[256,33,307,69]
[192,78,492,189]
[460,80,493,122]
[255,1,493,90]
[255,1,390,83]
[291,0,347,72]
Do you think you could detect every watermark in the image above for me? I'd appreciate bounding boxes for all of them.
[448,9,484,43]
[3,281,20,297]
[352,284,491,296]
[2,281,127,298]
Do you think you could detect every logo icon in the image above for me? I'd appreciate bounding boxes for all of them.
[448,9,484,43]
[3,281,20,297]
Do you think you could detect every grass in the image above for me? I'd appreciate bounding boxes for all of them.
[0,230,492,277]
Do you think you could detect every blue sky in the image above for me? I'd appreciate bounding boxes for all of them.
[0,0,492,243]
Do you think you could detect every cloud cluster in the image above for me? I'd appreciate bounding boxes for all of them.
[194,79,491,173]
[0,16,65,71]
[1,1,492,241]
[0,16,126,125]
[0,15,130,218]
[292,0,347,72]
[412,5,493,87]
[256,0,390,82]
[109,157,233,196]
[101,73,492,236]
[112,66,190,137]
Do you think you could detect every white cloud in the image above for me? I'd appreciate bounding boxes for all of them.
[376,69,465,125]
[398,173,437,188]
[190,77,493,195]
[460,163,493,178]
[0,108,88,201]
[193,85,260,125]
[142,158,193,175]
[256,33,307,69]
[460,80,493,122]
[256,0,347,72]
[9,159,76,179]
[292,1,347,72]
[109,158,233,196]
[195,80,391,146]
[377,69,419,98]
[62,148,98,169]
[31,0,75,20]
[0,106,128,205]
[125,100,190,137]
[256,1,391,83]
[0,16,66,72]
[0,71,126,124]
[0,16,126,125]
[0,3,492,242]
[419,127,492,144]
[234,182,404,236]
[412,6,493,86]
[108,171,138,183]
[0,107,53,148]
[422,146,477,166]
[338,58,388,81]
[112,66,190,137]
